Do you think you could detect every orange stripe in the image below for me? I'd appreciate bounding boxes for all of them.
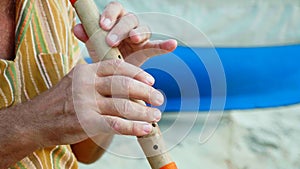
[159,162,178,169]
[31,13,43,52]
[15,1,34,51]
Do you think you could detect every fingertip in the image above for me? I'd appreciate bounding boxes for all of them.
[171,39,178,47]
[153,109,162,122]
[106,34,120,47]
[138,73,155,86]
[72,24,84,35]
[72,24,89,43]
[142,123,153,135]
[129,33,140,44]
[100,1,126,30]
[150,90,164,106]
[165,39,178,52]
[100,16,113,30]
[145,75,155,86]
[133,68,155,86]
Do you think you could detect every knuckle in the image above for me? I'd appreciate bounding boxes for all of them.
[97,77,111,94]
[148,87,155,99]
[138,107,149,121]
[110,118,120,132]
[98,60,123,76]
[131,123,140,135]
[96,62,105,76]
[126,12,138,24]
[107,59,122,70]
[97,99,107,114]
[104,76,113,91]
[97,76,106,88]
[120,77,131,92]
[120,100,131,117]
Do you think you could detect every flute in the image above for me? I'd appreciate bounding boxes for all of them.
[70,0,178,168]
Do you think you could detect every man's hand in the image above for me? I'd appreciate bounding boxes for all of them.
[70,1,177,163]
[0,59,163,167]
[37,59,164,147]
[73,1,177,67]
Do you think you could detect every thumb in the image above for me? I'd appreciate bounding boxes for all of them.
[124,39,177,67]
[73,24,89,43]
[144,39,177,54]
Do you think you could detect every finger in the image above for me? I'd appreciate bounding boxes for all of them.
[129,25,151,44]
[124,39,178,66]
[96,76,164,106]
[144,39,178,53]
[73,24,89,43]
[96,59,155,85]
[106,13,139,46]
[103,116,153,136]
[100,1,126,30]
[98,98,161,122]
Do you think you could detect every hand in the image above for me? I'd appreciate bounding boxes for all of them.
[73,1,177,67]
[70,2,175,162]
[24,60,163,148]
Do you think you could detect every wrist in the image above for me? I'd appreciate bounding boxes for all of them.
[13,101,43,150]
[26,76,73,147]
[17,86,68,148]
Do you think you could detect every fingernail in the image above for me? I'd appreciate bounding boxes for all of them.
[146,75,155,85]
[103,18,112,28]
[153,91,164,105]
[109,34,118,44]
[154,110,161,121]
[143,124,152,133]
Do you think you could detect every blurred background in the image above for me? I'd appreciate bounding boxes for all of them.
[80,0,300,168]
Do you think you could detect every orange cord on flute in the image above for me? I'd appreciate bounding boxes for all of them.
[70,0,178,168]
[160,162,178,169]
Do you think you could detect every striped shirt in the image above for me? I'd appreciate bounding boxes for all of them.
[1,0,81,168]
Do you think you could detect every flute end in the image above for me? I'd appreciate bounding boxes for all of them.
[160,162,178,169]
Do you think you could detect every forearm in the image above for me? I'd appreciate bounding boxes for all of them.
[0,81,68,168]
[0,103,40,168]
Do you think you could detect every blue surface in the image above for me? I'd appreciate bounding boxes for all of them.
[85,44,300,111]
